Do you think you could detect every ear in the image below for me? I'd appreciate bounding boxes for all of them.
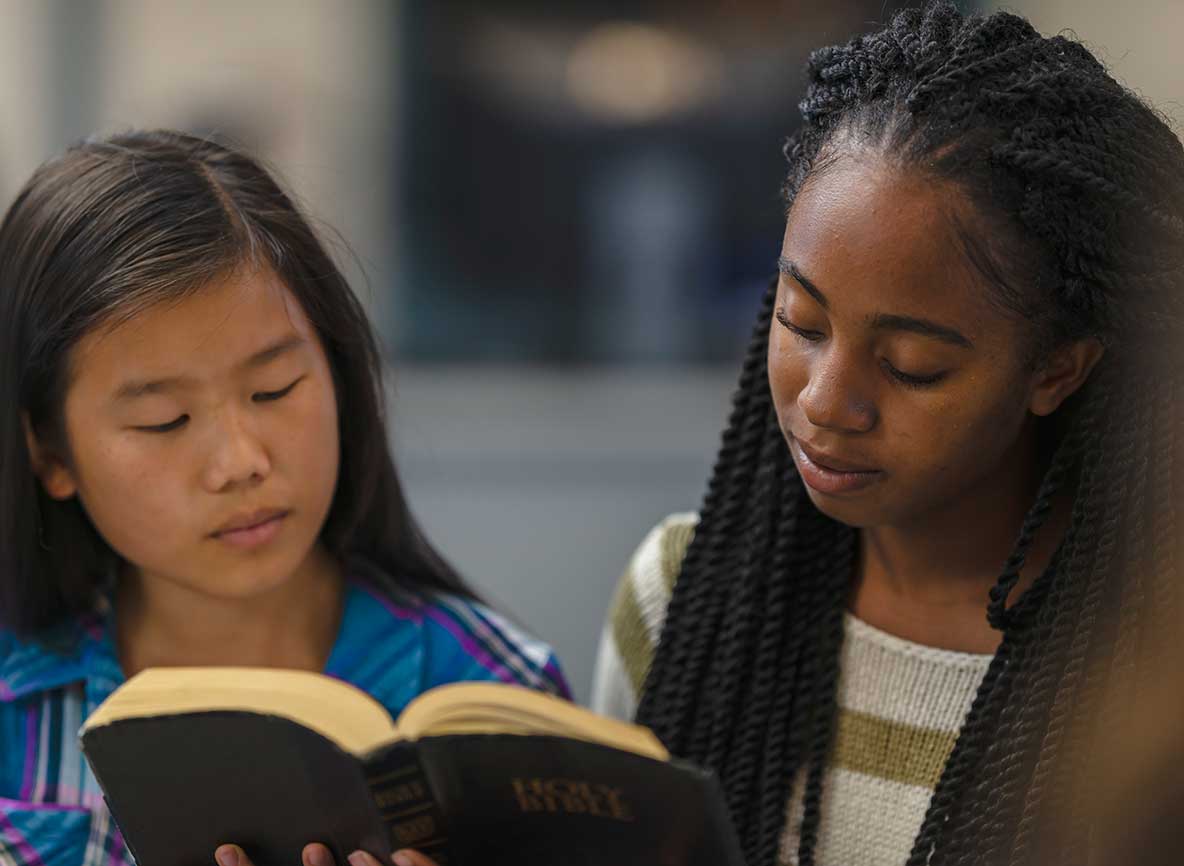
[21,413,78,500]
[1028,337,1105,417]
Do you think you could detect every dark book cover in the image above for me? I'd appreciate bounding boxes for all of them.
[80,712,745,866]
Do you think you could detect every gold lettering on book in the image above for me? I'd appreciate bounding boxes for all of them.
[511,778,633,821]
[374,779,427,809]
[392,815,438,846]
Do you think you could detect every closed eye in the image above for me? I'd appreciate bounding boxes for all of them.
[136,415,189,433]
[775,308,824,343]
[252,376,305,403]
[882,360,947,389]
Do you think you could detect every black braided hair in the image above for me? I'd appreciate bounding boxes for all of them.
[636,4,1184,865]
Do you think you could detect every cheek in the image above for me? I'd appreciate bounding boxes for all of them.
[273,378,340,488]
[891,384,1028,481]
[69,433,190,556]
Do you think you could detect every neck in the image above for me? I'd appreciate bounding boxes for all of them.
[114,545,345,678]
[851,422,1064,653]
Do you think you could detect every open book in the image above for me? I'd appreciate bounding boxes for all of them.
[80,668,743,866]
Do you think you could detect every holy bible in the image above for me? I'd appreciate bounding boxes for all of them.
[79,668,744,866]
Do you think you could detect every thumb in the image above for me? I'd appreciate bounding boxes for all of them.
[215,845,251,866]
[346,850,440,866]
[392,852,441,866]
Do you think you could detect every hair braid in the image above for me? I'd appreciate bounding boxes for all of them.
[936,429,1100,861]
[794,527,852,866]
[966,376,1124,863]
[1147,376,1181,642]
[751,488,850,863]
[985,435,1078,630]
[638,284,777,754]
[701,424,789,768]
[720,478,801,809]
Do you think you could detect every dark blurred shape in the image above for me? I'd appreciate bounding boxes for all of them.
[1022,630,1184,866]
[1020,485,1184,866]
[395,0,938,363]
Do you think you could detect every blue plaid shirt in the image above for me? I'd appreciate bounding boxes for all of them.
[0,577,569,866]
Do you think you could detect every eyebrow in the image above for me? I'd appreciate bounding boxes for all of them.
[778,257,828,309]
[113,335,307,401]
[777,256,974,349]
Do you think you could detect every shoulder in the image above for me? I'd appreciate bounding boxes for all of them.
[630,511,699,597]
[0,647,102,861]
[0,626,92,802]
[417,593,571,699]
[591,513,698,717]
[0,620,90,703]
[614,511,698,649]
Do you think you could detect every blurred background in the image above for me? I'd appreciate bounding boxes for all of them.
[1,0,1179,702]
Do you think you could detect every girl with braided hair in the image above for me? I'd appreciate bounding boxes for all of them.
[587,3,1184,866]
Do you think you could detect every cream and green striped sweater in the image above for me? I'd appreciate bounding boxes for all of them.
[591,513,992,866]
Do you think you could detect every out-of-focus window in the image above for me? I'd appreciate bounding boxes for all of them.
[395,1,942,363]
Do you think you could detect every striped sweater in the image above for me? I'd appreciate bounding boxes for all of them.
[591,513,991,866]
[0,573,569,866]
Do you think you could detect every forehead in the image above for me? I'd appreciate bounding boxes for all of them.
[70,267,313,386]
[783,153,1003,328]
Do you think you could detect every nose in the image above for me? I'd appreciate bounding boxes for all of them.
[796,345,878,434]
[201,409,272,492]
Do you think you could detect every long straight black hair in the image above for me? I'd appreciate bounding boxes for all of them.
[637,5,1183,866]
[0,129,474,638]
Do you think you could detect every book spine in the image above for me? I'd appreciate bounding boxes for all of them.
[365,745,451,865]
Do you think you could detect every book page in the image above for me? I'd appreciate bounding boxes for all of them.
[395,682,670,761]
[82,667,398,755]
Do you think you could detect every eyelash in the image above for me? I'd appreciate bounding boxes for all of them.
[252,376,304,403]
[881,362,946,389]
[774,309,947,389]
[135,377,305,433]
[774,308,823,342]
[139,416,188,434]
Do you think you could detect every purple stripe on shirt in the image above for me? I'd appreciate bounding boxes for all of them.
[365,587,550,690]
[0,809,49,866]
[435,598,550,689]
[105,821,133,866]
[421,606,521,685]
[20,704,38,800]
[338,585,531,692]
[543,659,571,698]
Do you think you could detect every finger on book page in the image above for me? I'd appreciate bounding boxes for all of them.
[392,851,439,866]
[215,843,245,866]
[303,843,336,866]
[345,849,439,866]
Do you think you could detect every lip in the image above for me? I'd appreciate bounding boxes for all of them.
[215,508,288,535]
[791,438,882,495]
[212,508,289,549]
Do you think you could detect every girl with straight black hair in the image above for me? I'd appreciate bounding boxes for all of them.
[587,4,1184,866]
[0,130,568,866]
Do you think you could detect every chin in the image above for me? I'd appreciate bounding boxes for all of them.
[800,486,882,529]
[203,550,309,598]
